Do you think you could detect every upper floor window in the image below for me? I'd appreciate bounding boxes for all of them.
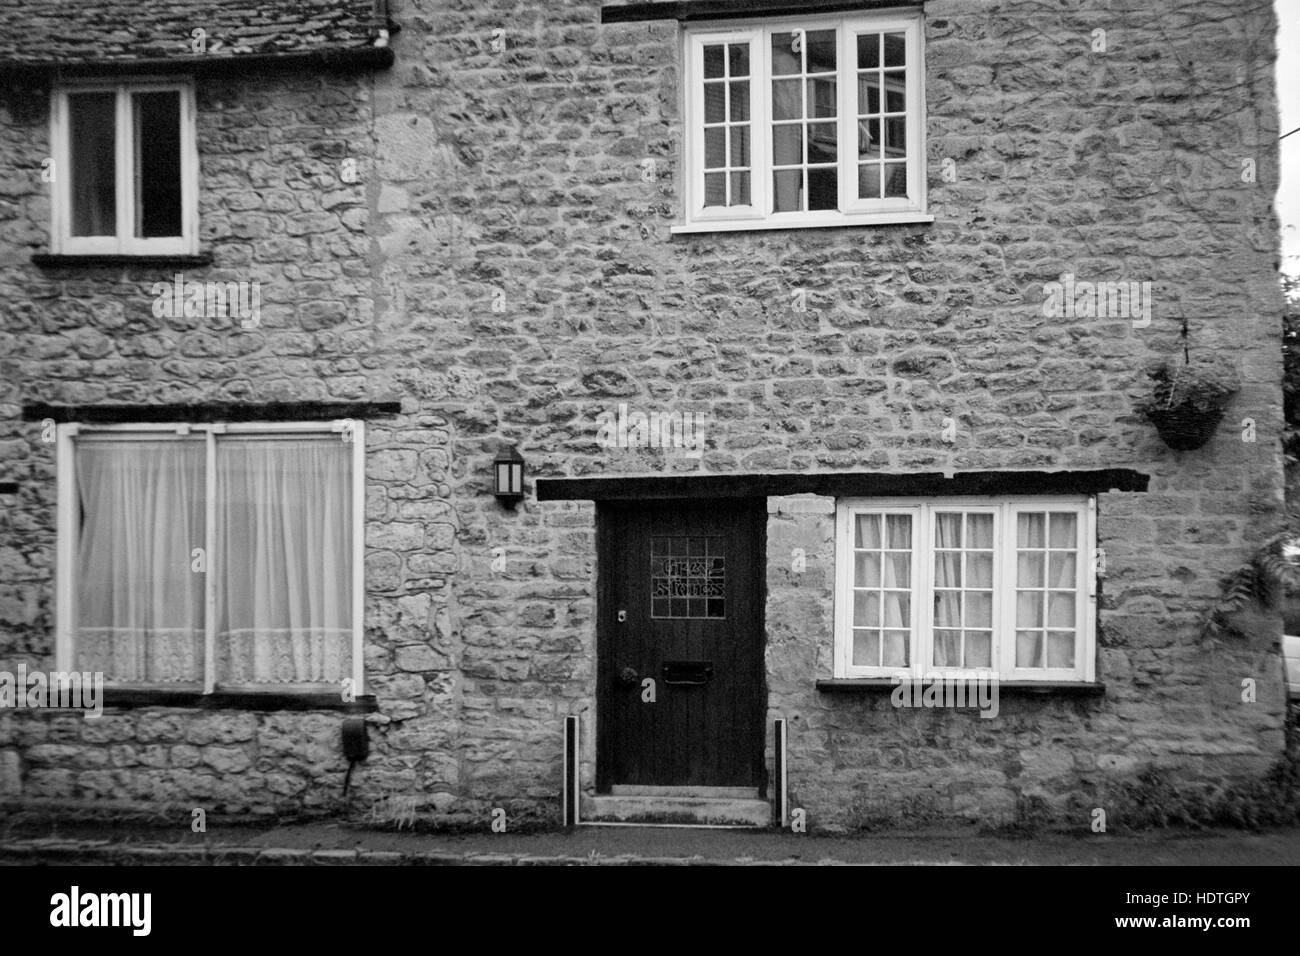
[50,80,198,256]
[834,497,1097,682]
[56,422,364,694]
[677,11,928,233]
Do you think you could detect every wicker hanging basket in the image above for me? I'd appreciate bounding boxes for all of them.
[1145,403,1225,451]
[1140,355,1238,452]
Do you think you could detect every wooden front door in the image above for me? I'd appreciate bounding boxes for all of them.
[596,498,766,791]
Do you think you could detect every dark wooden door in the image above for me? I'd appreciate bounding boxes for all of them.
[596,499,766,792]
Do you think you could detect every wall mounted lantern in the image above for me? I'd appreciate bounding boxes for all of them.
[493,447,525,507]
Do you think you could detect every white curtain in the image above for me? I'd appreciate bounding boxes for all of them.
[214,437,352,685]
[76,438,205,682]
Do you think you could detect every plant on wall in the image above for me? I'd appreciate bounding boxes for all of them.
[1138,350,1241,451]
[1201,530,1300,640]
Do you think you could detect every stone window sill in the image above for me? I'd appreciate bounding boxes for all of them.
[95,688,378,712]
[815,679,1106,697]
[32,253,213,268]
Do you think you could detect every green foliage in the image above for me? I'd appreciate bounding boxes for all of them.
[1201,530,1300,640]
[1138,355,1239,418]
[1284,275,1300,456]
[1114,761,1300,830]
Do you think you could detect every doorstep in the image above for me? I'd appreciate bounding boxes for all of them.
[582,787,771,827]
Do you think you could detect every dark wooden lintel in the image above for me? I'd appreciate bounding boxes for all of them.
[601,0,922,24]
[23,401,402,424]
[537,469,1149,502]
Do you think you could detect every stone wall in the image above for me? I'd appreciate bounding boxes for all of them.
[0,0,1293,829]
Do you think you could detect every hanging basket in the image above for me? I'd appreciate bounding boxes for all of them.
[1146,402,1225,451]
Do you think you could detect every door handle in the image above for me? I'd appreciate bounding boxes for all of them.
[619,666,639,686]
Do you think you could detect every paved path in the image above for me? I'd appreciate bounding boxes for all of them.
[4,822,1300,864]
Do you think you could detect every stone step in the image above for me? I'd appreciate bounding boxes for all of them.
[610,785,760,800]
[582,794,771,827]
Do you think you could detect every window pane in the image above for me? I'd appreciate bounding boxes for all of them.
[967,552,993,588]
[808,122,837,163]
[1016,630,1042,668]
[1049,552,1076,587]
[934,629,961,667]
[853,629,880,667]
[935,551,961,588]
[854,590,880,627]
[855,514,881,549]
[772,79,802,120]
[882,593,909,628]
[1048,592,1076,627]
[808,157,837,209]
[1049,512,1078,549]
[773,126,801,166]
[705,127,726,168]
[1017,513,1046,548]
[855,551,881,587]
[885,74,907,112]
[1017,551,1045,587]
[704,83,726,123]
[807,30,836,72]
[884,33,906,66]
[858,162,882,199]
[774,168,802,211]
[704,172,726,205]
[730,171,751,206]
[858,117,880,157]
[730,125,750,167]
[882,630,909,667]
[884,116,907,156]
[772,31,801,75]
[967,513,993,549]
[859,73,880,114]
[704,44,725,79]
[68,92,117,237]
[886,514,912,549]
[728,43,749,77]
[935,513,962,548]
[965,631,992,668]
[884,552,911,588]
[857,33,880,69]
[966,592,992,628]
[884,163,908,198]
[1047,632,1075,668]
[809,78,837,117]
[1016,591,1043,627]
[215,437,353,684]
[75,437,205,682]
[730,81,750,121]
[935,591,961,627]
[133,90,183,238]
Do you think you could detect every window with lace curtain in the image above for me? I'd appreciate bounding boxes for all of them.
[55,421,364,694]
[833,497,1097,681]
[677,11,929,233]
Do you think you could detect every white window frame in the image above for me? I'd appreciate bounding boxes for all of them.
[49,79,199,256]
[55,421,366,694]
[677,10,930,233]
[833,496,1097,682]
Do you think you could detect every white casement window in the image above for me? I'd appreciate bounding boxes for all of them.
[678,11,929,233]
[55,422,365,693]
[50,80,199,256]
[834,497,1097,681]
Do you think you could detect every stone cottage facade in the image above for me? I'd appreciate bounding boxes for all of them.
[0,0,1292,830]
